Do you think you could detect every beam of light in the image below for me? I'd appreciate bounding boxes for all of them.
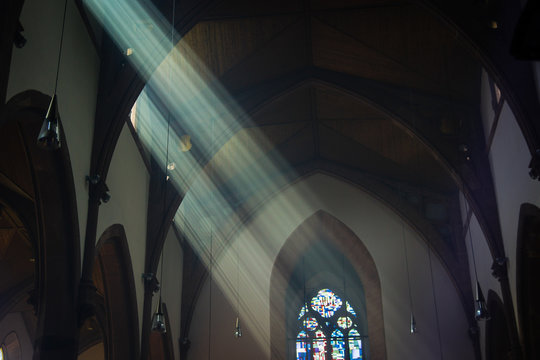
[85,0,349,355]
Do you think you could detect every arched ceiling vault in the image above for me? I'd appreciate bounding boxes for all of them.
[74,0,539,349]
[163,0,501,259]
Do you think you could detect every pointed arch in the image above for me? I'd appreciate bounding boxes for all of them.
[516,203,540,360]
[95,224,139,360]
[270,210,386,360]
[2,89,80,358]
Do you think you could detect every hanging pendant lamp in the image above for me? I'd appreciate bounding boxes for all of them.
[38,0,68,150]
[37,94,61,149]
[234,317,242,338]
[466,204,490,321]
[474,281,490,321]
[409,312,417,334]
[151,297,166,333]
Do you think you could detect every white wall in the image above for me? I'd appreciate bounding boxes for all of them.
[97,125,150,341]
[7,0,100,265]
[187,173,474,360]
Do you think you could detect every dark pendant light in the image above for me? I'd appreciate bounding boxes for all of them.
[466,204,490,321]
[37,94,61,149]
[409,312,417,334]
[234,317,242,338]
[151,297,166,333]
[38,0,68,150]
[474,281,490,321]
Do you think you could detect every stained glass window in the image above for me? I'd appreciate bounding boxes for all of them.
[313,330,327,360]
[296,289,363,360]
[346,301,356,317]
[0,346,3,360]
[298,304,308,320]
[337,317,352,329]
[304,317,318,331]
[297,331,310,360]
[331,330,345,360]
[311,289,342,318]
[349,329,362,360]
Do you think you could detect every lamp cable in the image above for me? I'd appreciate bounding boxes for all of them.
[53,0,68,95]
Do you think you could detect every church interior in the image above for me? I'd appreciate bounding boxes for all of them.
[1,0,540,359]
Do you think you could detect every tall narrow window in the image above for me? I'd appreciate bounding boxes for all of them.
[296,289,363,360]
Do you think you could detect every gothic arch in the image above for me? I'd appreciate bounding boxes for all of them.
[2,89,80,358]
[95,224,139,360]
[485,290,511,360]
[270,210,386,360]
[516,203,540,360]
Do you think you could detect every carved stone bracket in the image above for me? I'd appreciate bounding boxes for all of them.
[142,273,160,294]
[528,149,540,181]
[86,174,110,204]
[491,257,509,281]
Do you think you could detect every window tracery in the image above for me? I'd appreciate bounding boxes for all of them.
[296,289,363,360]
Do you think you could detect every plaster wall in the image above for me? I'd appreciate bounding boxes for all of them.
[187,173,474,360]
[97,125,150,341]
[7,0,100,266]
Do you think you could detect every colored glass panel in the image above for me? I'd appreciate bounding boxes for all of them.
[346,301,356,316]
[304,317,318,331]
[348,329,362,360]
[313,329,327,360]
[311,289,342,318]
[298,304,308,320]
[331,329,345,360]
[0,347,3,360]
[337,317,352,329]
[296,331,310,360]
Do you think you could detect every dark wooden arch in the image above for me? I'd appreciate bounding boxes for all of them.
[148,302,175,360]
[2,90,80,359]
[485,290,511,360]
[516,203,540,360]
[270,210,386,360]
[95,224,140,360]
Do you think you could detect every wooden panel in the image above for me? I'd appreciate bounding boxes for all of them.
[312,16,440,93]
[314,4,480,101]
[315,84,385,121]
[219,19,308,92]
[176,15,299,78]
[250,84,312,126]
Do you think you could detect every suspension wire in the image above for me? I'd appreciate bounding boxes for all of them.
[208,225,213,360]
[159,0,176,305]
[53,0,68,95]
[402,220,414,315]
[465,202,479,283]
[236,234,240,318]
[427,242,444,360]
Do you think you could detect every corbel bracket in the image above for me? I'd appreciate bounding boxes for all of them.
[86,174,111,204]
[491,257,509,281]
